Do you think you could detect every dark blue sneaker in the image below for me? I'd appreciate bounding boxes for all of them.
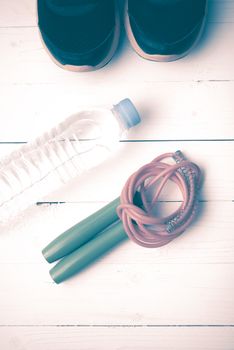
[125,0,207,62]
[37,0,120,71]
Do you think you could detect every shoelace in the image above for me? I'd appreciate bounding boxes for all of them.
[117,151,202,248]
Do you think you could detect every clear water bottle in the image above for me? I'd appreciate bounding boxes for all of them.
[0,98,141,223]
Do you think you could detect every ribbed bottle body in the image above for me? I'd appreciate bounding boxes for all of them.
[0,108,122,222]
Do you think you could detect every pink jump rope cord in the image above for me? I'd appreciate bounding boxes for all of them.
[117,151,202,248]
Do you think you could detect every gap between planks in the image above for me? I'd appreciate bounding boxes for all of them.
[0,324,234,328]
[0,139,234,144]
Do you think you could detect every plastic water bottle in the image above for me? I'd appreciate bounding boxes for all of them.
[0,98,141,223]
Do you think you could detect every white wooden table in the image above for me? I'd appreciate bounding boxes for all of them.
[0,0,234,349]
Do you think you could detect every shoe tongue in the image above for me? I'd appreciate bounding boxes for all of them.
[39,0,115,53]
[130,0,205,43]
[47,0,102,16]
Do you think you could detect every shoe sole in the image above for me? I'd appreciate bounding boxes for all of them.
[37,0,120,72]
[124,0,208,62]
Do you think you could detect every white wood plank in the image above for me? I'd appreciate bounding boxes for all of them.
[0,142,233,215]
[0,0,36,27]
[1,141,232,203]
[0,201,233,324]
[53,141,234,202]
[0,0,233,27]
[0,21,233,85]
[0,23,234,87]
[0,261,233,325]
[0,200,233,265]
[0,1,233,347]
[0,82,233,141]
[0,327,234,350]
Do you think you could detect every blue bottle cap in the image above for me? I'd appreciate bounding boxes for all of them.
[112,98,141,129]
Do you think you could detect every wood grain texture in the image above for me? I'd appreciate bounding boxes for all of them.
[0,23,233,85]
[0,142,233,202]
[1,327,234,350]
[0,201,233,325]
[1,201,233,265]
[0,0,233,349]
[0,82,233,141]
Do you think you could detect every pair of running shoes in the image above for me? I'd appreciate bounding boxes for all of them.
[37,0,207,72]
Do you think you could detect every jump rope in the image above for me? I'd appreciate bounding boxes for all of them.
[117,150,201,248]
[43,150,202,283]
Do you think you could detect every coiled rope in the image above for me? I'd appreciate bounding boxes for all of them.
[117,151,202,248]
